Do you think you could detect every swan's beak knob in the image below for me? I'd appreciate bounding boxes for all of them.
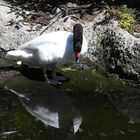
[75,52,80,63]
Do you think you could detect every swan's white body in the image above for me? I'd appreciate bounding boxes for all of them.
[7,31,88,67]
[6,30,88,85]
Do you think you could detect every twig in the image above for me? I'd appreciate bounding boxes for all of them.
[39,11,63,36]
[0,47,7,52]
[0,3,12,8]
[0,47,15,52]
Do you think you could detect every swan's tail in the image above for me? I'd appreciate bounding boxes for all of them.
[6,49,32,58]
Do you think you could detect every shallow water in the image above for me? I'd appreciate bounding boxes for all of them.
[0,67,140,140]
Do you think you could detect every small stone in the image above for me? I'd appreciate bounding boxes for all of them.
[119,130,125,135]
[99,132,106,137]
[128,120,135,124]
[17,61,22,65]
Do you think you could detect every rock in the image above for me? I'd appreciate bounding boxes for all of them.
[86,12,140,83]
[0,1,43,50]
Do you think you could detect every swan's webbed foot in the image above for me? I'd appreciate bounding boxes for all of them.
[43,67,61,85]
[51,65,68,82]
[47,79,61,85]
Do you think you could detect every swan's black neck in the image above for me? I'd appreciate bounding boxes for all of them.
[73,24,83,63]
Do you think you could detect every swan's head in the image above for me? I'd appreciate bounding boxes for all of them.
[73,23,83,63]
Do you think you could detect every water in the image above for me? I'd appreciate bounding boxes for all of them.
[0,67,140,140]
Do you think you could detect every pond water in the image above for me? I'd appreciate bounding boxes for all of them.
[0,66,140,140]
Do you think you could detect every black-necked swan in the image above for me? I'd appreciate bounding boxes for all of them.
[6,24,88,85]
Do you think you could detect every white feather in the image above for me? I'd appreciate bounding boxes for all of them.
[6,31,88,68]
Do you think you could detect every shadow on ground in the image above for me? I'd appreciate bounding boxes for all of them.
[19,66,69,83]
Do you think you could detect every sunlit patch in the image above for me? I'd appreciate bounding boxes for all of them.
[61,67,76,72]
[17,61,22,65]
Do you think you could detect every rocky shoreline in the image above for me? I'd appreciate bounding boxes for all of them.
[1,0,140,128]
[0,0,140,84]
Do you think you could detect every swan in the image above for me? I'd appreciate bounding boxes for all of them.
[6,86,82,134]
[6,24,88,85]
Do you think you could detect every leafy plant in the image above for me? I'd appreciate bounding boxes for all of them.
[104,3,137,31]
[116,5,136,30]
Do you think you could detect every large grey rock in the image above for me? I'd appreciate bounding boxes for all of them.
[86,12,140,83]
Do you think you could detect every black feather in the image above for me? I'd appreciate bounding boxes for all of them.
[73,24,83,53]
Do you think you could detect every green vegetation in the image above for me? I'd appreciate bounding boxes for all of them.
[117,5,136,31]
[104,3,137,32]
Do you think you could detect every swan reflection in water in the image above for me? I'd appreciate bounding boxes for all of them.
[8,87,82,134]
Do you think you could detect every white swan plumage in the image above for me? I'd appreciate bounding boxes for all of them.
[6,24,88,85]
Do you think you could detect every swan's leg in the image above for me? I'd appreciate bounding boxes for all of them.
[43,66,61,85]
[51,65,68,81]
[43,67,49,82]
